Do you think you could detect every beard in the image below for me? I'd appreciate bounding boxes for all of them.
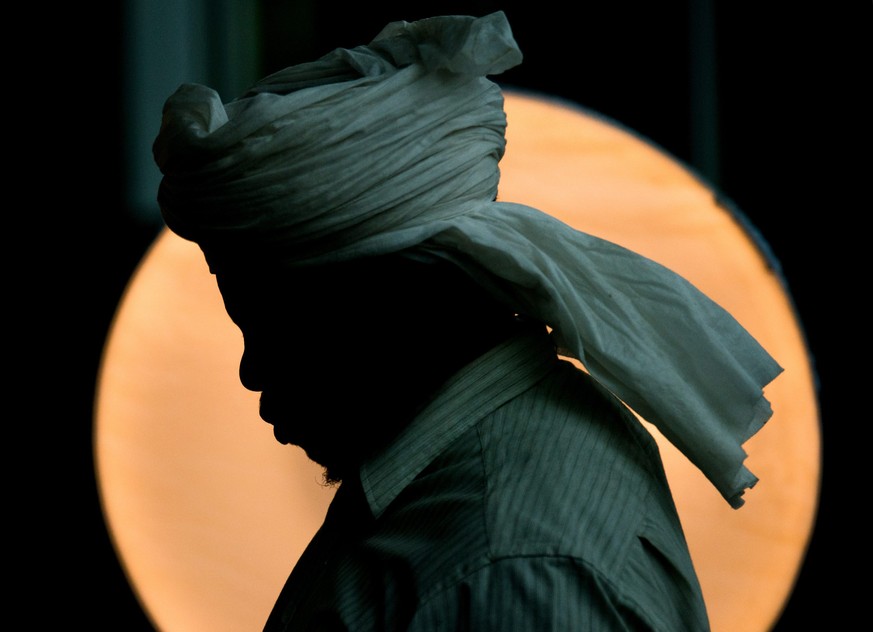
[260,392,353,483]
[250,352,513,486]
[258,382,417,486]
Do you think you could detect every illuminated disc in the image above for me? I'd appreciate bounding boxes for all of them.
[94,91,820,632]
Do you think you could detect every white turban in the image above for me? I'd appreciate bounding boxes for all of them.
[153,11,783,508]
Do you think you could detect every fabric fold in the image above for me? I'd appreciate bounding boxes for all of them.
[419,204,782,507]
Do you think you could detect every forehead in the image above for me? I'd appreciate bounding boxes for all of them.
[213,253,478,337]
[214,260,394,330]
[216,254,432,306]
[216,268,327,331]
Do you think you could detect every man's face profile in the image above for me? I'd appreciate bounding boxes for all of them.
[214,258,446,483]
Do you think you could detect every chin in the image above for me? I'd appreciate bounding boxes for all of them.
[259,398,360,482]
[270,422,335,469]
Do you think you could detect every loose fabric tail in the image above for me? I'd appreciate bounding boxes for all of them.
[425,201,784,508]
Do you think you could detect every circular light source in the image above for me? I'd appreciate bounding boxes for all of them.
[95,91,820,632]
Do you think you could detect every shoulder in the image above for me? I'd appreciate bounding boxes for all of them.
[476,361,665,556]
[352,361,708,630]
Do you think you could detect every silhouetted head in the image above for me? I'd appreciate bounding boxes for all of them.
[153,13,532,483]
[216,251,528,483]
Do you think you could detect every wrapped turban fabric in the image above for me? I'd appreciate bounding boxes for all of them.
[154,11,783,509]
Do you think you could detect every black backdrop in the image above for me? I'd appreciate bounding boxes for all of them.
[36,2,868,629]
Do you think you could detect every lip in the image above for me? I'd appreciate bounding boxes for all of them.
[258,392,303,446]
[257,394,282,428]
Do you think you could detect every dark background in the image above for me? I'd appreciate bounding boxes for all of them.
[32,1,867,629]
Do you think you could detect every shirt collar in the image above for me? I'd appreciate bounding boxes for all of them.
[359,323,558,518]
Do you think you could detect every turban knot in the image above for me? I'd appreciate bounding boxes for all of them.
[154,11,522,271]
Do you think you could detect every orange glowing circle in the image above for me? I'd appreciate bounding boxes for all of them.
[94,91,820,632]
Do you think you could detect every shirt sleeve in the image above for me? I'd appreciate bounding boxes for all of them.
[407,555,653,631]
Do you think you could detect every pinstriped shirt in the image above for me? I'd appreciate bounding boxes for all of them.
[264,325,710,631]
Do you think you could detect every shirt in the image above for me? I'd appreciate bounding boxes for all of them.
[263,324,710,631]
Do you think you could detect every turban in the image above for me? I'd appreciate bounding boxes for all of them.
[154,11,783,508]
